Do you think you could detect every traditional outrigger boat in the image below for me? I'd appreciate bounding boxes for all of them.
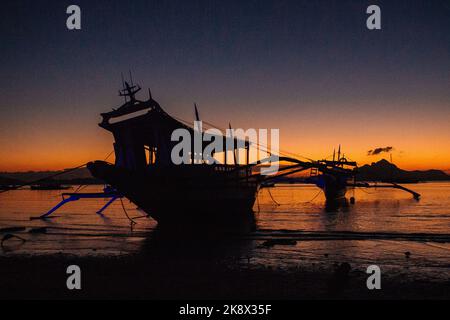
[306,146,357,201]
[86,82,259,225]
[31,80,420,224]
[84,81,341,225]
[304,146,420,203]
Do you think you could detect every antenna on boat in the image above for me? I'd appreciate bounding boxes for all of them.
[148,88,153,100]
[337,144,341,162]
[121,72,125,87]
[120,73,127,103]
[333,148,336,163]
[119,71,141,103]
[129,70,134,86]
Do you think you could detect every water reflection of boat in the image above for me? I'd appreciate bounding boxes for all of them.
[30,184,71,190]
[381,178,419,184]
[0,185,15,191]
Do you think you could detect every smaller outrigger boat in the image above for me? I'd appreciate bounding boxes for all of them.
[305,146,420,202]
[307,145,357,200]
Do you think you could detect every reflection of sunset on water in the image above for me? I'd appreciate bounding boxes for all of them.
[1,183,449,282]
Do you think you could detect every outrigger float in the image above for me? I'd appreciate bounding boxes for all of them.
[32,186,122,220]
[35,81,420,224]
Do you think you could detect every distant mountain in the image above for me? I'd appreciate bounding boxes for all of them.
[0,175,23,186]
[0,168,103,185]
[1,161,448,186]
[357,159,450,182]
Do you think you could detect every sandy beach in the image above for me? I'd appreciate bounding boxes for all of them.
[1,251,449,300]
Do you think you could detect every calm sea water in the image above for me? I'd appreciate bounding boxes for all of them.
[1,183,449,280]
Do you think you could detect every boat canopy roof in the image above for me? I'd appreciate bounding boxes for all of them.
[99,87,251,169]
[100,93,249,151]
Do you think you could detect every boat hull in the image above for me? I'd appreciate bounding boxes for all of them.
[314,173,348,201]
[87,161,259,226]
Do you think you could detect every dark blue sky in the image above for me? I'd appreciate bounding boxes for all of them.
[1,0,449,170]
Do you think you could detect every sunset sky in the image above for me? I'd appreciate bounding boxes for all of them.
[1,0,449,172]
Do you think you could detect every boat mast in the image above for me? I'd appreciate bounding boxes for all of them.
[229,123,237,165]
[337,144,341,163]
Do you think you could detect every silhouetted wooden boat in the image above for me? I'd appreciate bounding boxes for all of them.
[33,81,337,222]
[307,146,357,201]
[83,81,421,224]
[87,81,260,226]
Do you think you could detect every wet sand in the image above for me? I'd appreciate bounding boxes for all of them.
[1,252,449,300]
[1,227,450,300]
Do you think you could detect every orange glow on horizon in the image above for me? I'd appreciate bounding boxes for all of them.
[1,100,449,173]
[1,136,449,173]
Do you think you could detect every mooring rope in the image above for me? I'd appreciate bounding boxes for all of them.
[73,184,88,193]
[304,189,323,203]
[265,187,323,207]
[256,189,261,214]
[266,187,281,206]
[119,197,137,225]
[1,234,26,249]
[357,186,374,194]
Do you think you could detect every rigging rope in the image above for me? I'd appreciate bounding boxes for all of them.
[173,115,314,162]
[0,163,89,194]
[0,149,115,195]
[70,150,115,195]
[103,150,115,162]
